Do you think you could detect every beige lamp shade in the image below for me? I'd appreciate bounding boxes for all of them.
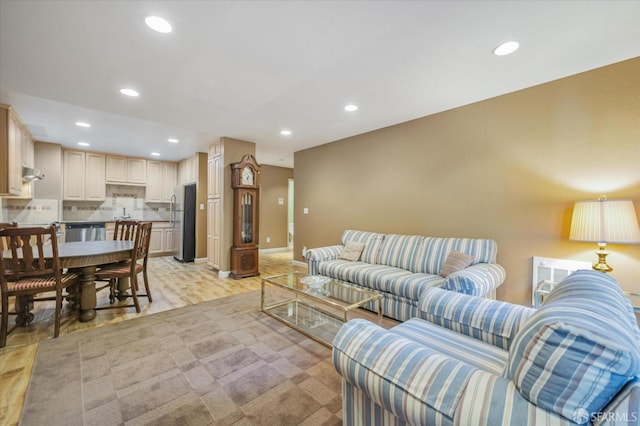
[570,199,640,244]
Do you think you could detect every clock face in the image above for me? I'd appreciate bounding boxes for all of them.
[241,166,254,185]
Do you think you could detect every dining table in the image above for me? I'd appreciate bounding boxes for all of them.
[6,240,134,323]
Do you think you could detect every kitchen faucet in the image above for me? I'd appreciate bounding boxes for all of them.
[121,207,131,219]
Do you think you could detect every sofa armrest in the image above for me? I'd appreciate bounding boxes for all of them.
[443,262,506,297]
[595,378,640,425]
[333,319,477,424]
[456,369,575,425]
[418,287,535,350]
[305,245,343,275]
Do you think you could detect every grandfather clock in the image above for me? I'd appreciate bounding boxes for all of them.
[230,154,261,279]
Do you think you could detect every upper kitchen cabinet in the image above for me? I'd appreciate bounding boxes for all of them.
[0,104,34,196]
[146,160,177,203]
[207,141,223,200]
[63,150,106,201]
[106,155,146,185]
[178,155,198,185]
[162,162,177,202]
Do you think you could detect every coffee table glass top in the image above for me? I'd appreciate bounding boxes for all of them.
[262,272,380,310]
[261,272,381,347]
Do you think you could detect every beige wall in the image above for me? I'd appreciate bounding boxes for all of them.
[294,57,640,306]
[259,165,293,249]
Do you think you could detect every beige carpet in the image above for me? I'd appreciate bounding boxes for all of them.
[20,290,352,426]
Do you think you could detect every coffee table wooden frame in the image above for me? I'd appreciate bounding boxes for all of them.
[261,272,382,347]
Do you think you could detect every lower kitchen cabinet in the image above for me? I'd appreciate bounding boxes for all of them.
[150,223,173,255]
[106,221,172,255]
[150,228,163,253]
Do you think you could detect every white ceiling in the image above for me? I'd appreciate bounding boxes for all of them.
[1,1,639,168]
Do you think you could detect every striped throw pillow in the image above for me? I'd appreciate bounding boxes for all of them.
[439,250,474,277]
[339,241,365,262]
[507,270,640,424]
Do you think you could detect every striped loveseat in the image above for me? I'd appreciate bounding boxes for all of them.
[333,270,640,425]
[305,230,505,322]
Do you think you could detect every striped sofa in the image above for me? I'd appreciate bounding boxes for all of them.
[305,230,505,322]
[333,270,640,425]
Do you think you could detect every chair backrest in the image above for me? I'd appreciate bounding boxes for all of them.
[132,222,153,265]
[0,226,60,284]
[0,222,18,251]
[114,220,139,241]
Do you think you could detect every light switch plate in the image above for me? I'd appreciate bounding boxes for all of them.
[303,208,309,215]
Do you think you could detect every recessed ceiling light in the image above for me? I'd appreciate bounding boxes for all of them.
[493,41,519,56]
[151,152,160,156]
[120,88,139,97]
[75,121,91,128]
[280,129,292,136]
[145,16,172,33]
[77,142,90,147]
[344,104,358,112]
[168,138,179,143]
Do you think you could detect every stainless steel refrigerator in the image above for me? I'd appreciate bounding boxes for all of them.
[170,183,196,262]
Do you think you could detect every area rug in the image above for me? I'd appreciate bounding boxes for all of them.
[20,290,359,426]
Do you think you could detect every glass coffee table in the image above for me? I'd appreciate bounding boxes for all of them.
[261,272,382,347]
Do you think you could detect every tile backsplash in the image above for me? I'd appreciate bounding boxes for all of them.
[1,198,59,224]
[62,185,170,221]
[2,184,171,224]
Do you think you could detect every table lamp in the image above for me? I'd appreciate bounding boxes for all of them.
[569,196,640,272]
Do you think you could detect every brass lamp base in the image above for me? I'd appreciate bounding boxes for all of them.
[592,243,613,273]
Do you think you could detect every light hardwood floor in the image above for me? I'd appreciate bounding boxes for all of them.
[0,251,305,426]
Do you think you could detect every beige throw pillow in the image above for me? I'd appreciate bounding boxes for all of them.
[440,250,475,277]
[339,241,366,262]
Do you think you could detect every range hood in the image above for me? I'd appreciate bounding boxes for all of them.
[22,166,45,182]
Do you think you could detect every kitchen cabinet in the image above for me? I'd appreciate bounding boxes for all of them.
[178,155,198,185]
[12,128,35,199]
[107,221,172,255]
[1,104,33,196]
[23,133,34,168]
[162,162,177,202]
[150,222,173,254]
[145,161,163,202]
[207,198,221,269]
[165,228,174,253]
[207,140,223,269]
[150,228,163,253]
[145,161,177,203]
[207,155,222,199]
[85,153,107,200]
[106,155,146,185]
[63,150,106,201]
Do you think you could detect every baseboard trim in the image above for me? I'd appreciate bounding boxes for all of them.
[292,260,307,268]
[259,247,290,253]
[218,270,230,278]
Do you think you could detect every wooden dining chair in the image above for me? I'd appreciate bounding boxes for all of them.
[113,220,139,241]
[95,222,153,312]
[0,222,18,323]
[96,219,140,302]
[0,226,80,348]
[0,222,18,251]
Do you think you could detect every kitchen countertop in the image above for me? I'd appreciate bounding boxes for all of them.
[17,220,170,225]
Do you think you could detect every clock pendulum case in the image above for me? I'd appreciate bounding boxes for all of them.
[230,154,261,279]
